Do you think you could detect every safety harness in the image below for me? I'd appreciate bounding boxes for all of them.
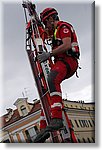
[52,21,80,59]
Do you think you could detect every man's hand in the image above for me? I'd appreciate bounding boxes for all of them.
[37,51,50,63]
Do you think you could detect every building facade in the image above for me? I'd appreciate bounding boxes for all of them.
[64,100,95,143]
[0,98,95,143]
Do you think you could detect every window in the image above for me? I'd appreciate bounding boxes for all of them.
[85,120,89,127]
[77,138,81,143]
[20,105,28,116]
[25,130,32,142]
[25,126,39,142]
[92,137,95,143]
[3,139,10,143]
[93,107,95,110]
[82,138,86,143]
[88,120,93,127]
[92,120,95,126]
[83,120,87,127]
[87,138,91,143]
[65,104,68,107]
[79,120,83,127]
[74,120,79,127]
[88,107,90,110]
[34,126,39,134]
[79,120,89,128]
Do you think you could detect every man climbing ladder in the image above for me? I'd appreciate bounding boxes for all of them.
[34,7,80,142]
[22,1,80,143]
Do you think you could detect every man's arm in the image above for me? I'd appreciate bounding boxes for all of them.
[51,37,71,56]
[37,37,72,63]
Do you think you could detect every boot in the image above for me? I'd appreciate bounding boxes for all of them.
[45,118,64,132]
[34,129,50,143]
[34,118,63,143]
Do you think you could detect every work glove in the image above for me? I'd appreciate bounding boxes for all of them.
[37,51,51,63]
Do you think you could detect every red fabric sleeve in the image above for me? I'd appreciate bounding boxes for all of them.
[59,26,71,39]
[38,27,48,41]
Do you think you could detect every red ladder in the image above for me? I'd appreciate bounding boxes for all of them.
[22,1,77,143]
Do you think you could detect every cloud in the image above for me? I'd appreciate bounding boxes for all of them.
[62,84,94,102]
[0,2,94,115]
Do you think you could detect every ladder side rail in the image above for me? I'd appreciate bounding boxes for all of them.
[26,39,60,143]
[25,19,60,143]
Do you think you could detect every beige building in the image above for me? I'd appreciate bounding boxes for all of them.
[0,98,95,143]
[64,99,95,143]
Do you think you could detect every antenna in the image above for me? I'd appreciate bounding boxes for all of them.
[22,92,25,97]
[65,93,68,100]
[24,87,28,97]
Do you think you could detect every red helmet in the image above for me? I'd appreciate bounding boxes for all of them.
[40,8,58,23]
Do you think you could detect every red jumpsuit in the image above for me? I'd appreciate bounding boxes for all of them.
[40,21,80,129]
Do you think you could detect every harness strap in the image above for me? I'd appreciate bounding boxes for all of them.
[76,65,81,78]
[53,22,80,59]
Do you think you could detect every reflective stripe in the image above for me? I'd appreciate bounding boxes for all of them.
[40,116,46,121]
[50,92,62,97]
[71,42,78,47]
[51,103,62,108]
[54,28,57,40]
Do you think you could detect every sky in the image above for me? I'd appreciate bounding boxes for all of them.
[0,0,95,116]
